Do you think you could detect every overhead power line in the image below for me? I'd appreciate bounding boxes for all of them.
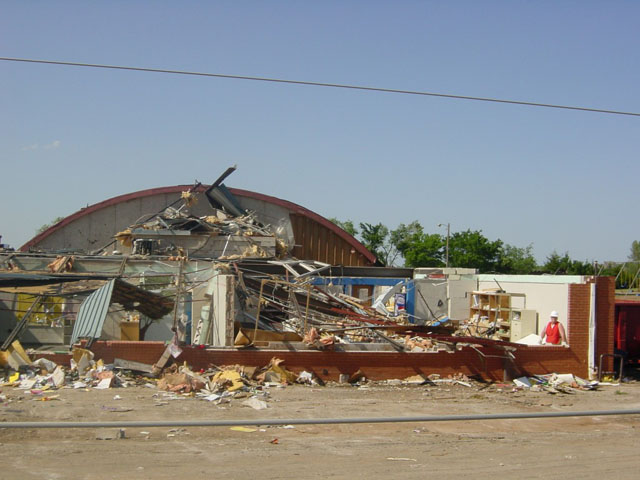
[1,56,639,117]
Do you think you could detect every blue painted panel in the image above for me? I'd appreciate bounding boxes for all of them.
[311,276,416,319]
[311,277,407,287]
[405,281,416,322]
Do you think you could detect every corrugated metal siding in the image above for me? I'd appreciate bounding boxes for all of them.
[70,279,115,344]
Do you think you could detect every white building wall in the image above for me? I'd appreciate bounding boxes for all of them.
[210,274,236,347]
[475,275,583,336]
[447,275,478,320]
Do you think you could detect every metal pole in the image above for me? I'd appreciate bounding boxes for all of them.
[1,409,639,429]
[446,223,450,268]
[437,223,450,268]
[1,295,44,351]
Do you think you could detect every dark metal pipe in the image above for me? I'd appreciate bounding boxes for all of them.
[2,409,639,429]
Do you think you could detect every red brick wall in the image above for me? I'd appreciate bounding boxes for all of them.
[32,342,507,381]
[568,281,590,371]
[31,277,617,382]
[87,340,167,365]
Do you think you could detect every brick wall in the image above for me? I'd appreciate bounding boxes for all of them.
[88,340,167,365]
[32,277,617,382]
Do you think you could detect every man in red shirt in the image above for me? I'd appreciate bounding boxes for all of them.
[540,311,567,345]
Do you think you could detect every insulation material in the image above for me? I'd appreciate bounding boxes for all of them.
[181,190,198,207]
[15,294,64,324]
[114,229,133,247]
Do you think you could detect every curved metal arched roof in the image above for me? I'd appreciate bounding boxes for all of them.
[21,184,377,264]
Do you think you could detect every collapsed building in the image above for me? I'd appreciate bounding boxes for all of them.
[0,169,617,381]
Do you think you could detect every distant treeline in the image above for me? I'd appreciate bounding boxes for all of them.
[330,219,640,288]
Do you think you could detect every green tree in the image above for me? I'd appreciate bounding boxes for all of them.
[500,244,538,274]
[402,233,444,267]
[543,251,594,275]
[329,218,543,273]
[329,219,402,265]
[448,230,504,272]
[36,216,65,235]
[630,240,640,262]
[568,259,595,275]
[542,251,573,274]
[328,218,358,237]
[390,221,424,254]
[359,222,393,265]
[387,220,444,267]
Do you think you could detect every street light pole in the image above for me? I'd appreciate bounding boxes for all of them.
[438,223,450,268]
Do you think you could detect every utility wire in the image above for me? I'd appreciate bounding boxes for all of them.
[1,56,638,117]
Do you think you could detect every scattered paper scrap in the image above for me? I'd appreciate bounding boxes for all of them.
[230,426,258,433]
[94,378,113,389]
[513,377,532,388]
[241,397,268,410]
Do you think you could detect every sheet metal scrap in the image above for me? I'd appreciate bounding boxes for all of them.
[120,211,271,242]
[112,166,291,259]
[115,201,286,259]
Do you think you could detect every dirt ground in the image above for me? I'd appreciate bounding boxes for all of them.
[1,373,639,480]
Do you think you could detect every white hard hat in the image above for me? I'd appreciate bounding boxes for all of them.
[550,311,559,318]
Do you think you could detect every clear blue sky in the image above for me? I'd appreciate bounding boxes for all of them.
[1,2,639,263]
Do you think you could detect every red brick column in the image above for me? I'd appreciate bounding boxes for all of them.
[595,276,616,372]
[566,282,590,377]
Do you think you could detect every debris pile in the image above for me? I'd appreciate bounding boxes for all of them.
[128,356,320,405]
[115,208,281,260]
[103,168,459,352]
[0,339,612,418]
[0,346,327,409]
[507,373,600,394]
[456,315,498,339]
[113,170,292,260]
[228,271,460,354]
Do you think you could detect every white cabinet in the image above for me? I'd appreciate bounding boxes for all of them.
[510,309,537,342]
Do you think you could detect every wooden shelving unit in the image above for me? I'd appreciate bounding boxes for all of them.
[468,290,527,341]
